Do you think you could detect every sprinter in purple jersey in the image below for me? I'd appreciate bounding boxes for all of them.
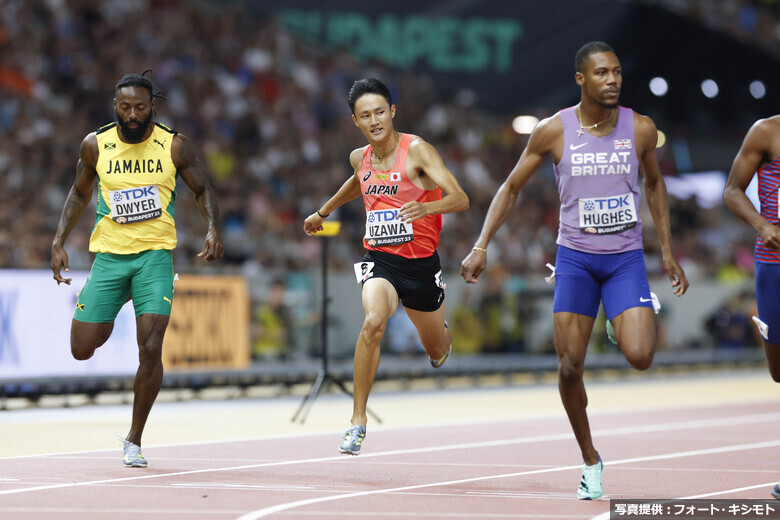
[461,41,688,500]
[723,115,780,500]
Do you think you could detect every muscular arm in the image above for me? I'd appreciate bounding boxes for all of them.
[51,134,99,285]
[460,115,559,283]
[723,118,780,250]
[398,140,469,222]
[636,114,688,296]
[303,149,364,235]
[173,133,223,261]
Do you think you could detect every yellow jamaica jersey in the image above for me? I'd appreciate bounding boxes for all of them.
[91,122,178,254]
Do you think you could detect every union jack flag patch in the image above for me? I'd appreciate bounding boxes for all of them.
[614,139,632,149]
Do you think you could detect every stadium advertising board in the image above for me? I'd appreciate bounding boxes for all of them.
[0,270,249,381]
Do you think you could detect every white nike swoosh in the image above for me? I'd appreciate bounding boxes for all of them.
[752,316,769,341]
[639,297,652,302]
[569,143,588,150]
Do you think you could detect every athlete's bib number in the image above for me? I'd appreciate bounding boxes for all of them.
[109,184,162,224]
[364,209,413,247]
[578,192,637,234]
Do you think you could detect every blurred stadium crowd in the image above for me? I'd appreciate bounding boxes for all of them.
[657,0,780,57]
[1,0,777,357]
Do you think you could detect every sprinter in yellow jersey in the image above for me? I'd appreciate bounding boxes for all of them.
[51,71,223,468]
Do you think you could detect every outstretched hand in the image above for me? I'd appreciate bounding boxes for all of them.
[663,256,689,297]
[197,227,223,262]
[51,245,72,285]
[460,249,487,284]
[303,212,325,236]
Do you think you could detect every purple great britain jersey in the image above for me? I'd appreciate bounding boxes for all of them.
[554,105,643,254]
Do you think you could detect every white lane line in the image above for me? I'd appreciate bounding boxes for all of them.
[0,412,777,499]
[236,440,780,520]
[0,508,574,519]
[0,453,360,496]
[247,513,584,518]
[682,482,780,499]
[0,506,247,515]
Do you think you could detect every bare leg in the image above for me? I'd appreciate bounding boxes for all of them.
[554,312,598,465]
[350,279,398,427]
[405,303,450,360]
[763,340,780,383]
[70,320,114,360]
[556,306,658,465]
[610,306,656,370]
[126,313,169,446]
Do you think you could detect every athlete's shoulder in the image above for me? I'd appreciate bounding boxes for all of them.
[81,128,99,147]
[349,145,369,170]
[526,112,563,153]
[82,131,98,144]
[749,115,780,134]
[406,133,435,155]
[765,114,780,125]
[534,111,563,136]
[405,133,424,145]
[171,131,191,145]
[754,114,780,125]
[80,131,99,167]
[628,109,658,144]
[169,132,197,167]
[742,115,780,151]
[624,106,653,127]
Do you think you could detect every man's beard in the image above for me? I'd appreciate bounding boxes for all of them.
[116,111,153,143]
[598,88,620,109]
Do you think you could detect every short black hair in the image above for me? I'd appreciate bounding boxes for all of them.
[115,69,165,101]
[575,42,616,73]
[347,78,393,114]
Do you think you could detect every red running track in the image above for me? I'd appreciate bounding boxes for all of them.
[0,399,778,519]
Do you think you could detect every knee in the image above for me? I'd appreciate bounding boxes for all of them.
[71,343,95,361]
[70,323,111,360]
[628,352,654,371]
[769,368,780,384]
[558,356,584,385]
[624,341,655,371]
[138,341,163,365]
[360,313,387,343]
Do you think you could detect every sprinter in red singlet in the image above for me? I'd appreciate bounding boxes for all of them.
[303,78,469,455]
[723,114,780,500]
